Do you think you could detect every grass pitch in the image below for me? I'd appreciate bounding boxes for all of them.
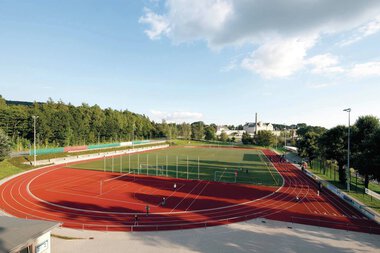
[67,146,282,187]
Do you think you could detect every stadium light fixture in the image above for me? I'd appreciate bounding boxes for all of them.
[32,115,39,167]
[343,108,351,192]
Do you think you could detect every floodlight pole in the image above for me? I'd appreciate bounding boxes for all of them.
[343,108,351,192]
[32,116,39,167]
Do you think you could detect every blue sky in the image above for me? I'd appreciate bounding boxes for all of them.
[1,0,380,128]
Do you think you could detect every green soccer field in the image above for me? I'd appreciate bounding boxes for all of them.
[67,146,283,186]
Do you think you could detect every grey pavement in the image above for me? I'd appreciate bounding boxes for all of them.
[51,218,380,253]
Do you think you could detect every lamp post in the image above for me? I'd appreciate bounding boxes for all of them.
[32,115,39,167]
[343,108,351,191]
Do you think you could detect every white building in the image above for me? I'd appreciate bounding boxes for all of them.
[216,126,245,139]
[243,121,274,135]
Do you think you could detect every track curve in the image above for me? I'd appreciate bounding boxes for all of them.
[0,149,379,233]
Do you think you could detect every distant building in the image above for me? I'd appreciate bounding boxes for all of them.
[216,126,245,139]
[243,121,274,135]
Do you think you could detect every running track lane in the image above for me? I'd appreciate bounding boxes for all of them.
[0,149,379,233]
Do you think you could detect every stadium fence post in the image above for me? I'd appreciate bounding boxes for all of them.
[112,156,114,173]
[156,154,158,176]
[147,154,149,175]
[166,155,168,177]
[187,156,189,180]
[138,154,140,174]
[198,156,200,180]
[103,155,106,172]
[176,156,178,178]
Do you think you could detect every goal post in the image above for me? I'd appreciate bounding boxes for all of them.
[139,164,165,176]
[99,172,135,195]
[214,171,237,183]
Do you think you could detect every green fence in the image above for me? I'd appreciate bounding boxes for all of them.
[132,140,150,145]
[87,143,120,150]
[29,147,65,156]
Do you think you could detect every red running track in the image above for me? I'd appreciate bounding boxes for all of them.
[0,149,379,233]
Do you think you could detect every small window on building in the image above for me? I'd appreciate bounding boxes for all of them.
[19,245,32,253]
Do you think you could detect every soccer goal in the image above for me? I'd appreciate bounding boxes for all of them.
[214,170,237,183]
[139,164,165,176]
[99,172,135,195]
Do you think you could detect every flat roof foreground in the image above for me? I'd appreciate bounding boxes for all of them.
[0,216,60,253]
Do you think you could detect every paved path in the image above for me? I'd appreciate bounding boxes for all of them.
[51,218,380,253]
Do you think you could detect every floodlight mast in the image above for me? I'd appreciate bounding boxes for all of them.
[32,115,39,167]
[343,108,351,192]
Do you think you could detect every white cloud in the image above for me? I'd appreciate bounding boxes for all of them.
[220,58,238,72]
[140,0,380,78]
[350,61,380,77]
[138,8,170,40]
[340,16,380,46]
[150,110,203,123]
[307,53,345,74]
[308,83,335,89]
[241,35,317,78]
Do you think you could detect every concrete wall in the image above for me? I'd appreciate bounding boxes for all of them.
[34,231,51,253]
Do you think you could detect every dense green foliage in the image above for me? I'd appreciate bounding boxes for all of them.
[191,121,205,140]
[242,131,253,144]
[255,130,275,146]
[0,96,156,148]
[319,126,348,184]
[297,116,380,189]
[0,129,11,161]
[219,131,228,142]
[204,125,216,140]
[351,116,380,188]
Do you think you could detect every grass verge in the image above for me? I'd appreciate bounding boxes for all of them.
[0,159,25,180]
[310,159,380,214]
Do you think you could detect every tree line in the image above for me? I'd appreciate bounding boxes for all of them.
[1,95,378,187]
[0,96,230,153]
[296,116,380,188]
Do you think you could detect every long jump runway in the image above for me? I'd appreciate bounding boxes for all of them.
[0,149,379,233]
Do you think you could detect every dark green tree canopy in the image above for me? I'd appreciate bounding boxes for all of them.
[0,129,11,161]
[204,126,216,140]
[297,131,321,162]
[241,132,252,145]
[319,125,347,184]
[255,130,274,147]
[219,131,228,142]
[191,121,204,140]
[351,115,380,188]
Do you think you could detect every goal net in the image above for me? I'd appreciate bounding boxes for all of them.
[100,172,135,194]
[139,164,165,176]
[214,170,237,183]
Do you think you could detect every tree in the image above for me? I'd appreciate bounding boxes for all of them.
[255,130,274,147]
[179,122,191,140]
[0,129,11,161]
[191,121,204,140]
[297,131,321,164]
[242,132,252,145]
[369,128,380,182]
[352,115,380,188]
[219,131,228,142]
[204,126,216,140]
[296,125,326,137]
[319,126,348,185]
